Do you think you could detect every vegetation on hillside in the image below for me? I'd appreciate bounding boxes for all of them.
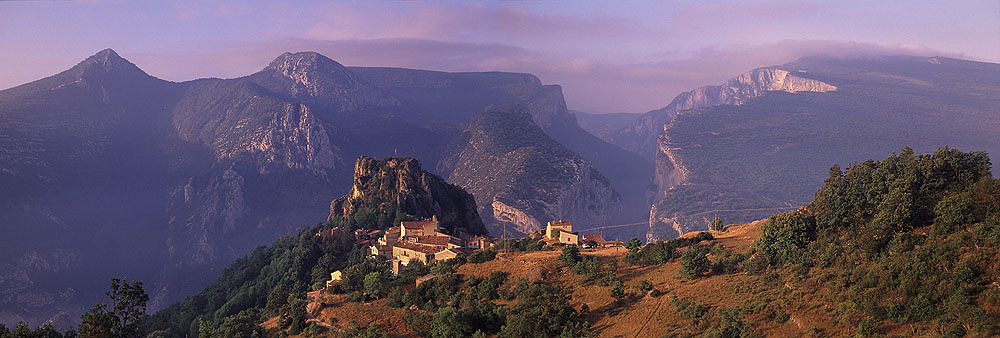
[13,146,995,338]
[748,146,1000,336]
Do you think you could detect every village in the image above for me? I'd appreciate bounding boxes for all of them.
[321,218,621,287]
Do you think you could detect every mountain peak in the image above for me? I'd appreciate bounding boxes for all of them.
[265,51,346,75]
[248,51,394,110]
[71,48,149,80]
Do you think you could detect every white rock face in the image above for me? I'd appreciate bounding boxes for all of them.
[649,68,836,195]
[243,104,339,174]
[491,200,542,235]
[611,67,838,160]
[720,68,837,105]
[652,130,689,198]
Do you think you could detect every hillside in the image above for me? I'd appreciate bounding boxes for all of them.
[647,56,1000,240]
[438,107,621,236]
[268,147,998,338]
[136,147,998,338]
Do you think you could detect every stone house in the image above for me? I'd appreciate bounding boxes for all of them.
[559,231,580,245]
[325,270,343,287]
[546,220,573,239]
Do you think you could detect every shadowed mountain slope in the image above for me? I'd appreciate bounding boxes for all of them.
[438,107,621,236]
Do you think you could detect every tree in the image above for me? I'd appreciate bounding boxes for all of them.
[625,238,642,253]
[710,216,725,232]
[559,245,582,267]
[680,245,711,278]
[79,278,149,338]
[754,211,815,266]
[363,271,388,299]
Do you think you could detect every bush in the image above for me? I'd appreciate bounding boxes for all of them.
[671,296,710,322]
[754,211,814,266]
[468,250,497,264]
[499,283,586,338]
[387,287,404,308]
[636,280,655,293]
[559,245,582,267]
[680,245,711,278]
[773,309,790,324]
[404,310,432,337]
[855,317,878,337]
[610,281,627,307]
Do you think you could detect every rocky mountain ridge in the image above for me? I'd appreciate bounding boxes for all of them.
[438,108,621,236]
[646,55,1000,240]
[329,156,487,235]
[0,48,636,328]
[608,67,838,161]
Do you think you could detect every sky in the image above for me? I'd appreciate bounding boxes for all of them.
[1,0,998,113]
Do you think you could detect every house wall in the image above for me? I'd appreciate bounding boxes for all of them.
[559,231,579,245]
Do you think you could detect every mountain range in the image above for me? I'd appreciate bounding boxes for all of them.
[0,49,649,328]
[592,55,1000,240]
[4,48,999,330]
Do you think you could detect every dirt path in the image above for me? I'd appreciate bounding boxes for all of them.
[304,291,341,332]
[633,296,664,338]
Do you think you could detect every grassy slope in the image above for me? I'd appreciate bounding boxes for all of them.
[289,221,868,337]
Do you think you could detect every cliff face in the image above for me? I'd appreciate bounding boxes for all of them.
[646,56,1000,241]
[172,79,341,175]
[438,108,621,236]
[329,156,487,235]
[609,67,838,160]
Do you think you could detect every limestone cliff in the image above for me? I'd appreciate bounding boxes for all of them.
[609,67,838,160]
[172,79,340,175]
[438,107,621,236]
[246,52,396,111]
[329,156,487,236]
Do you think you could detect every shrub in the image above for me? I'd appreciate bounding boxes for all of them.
[649,288,663,297]
[559,245,582,267]
[387,287,404,308]
[468,250,497,264]
[773,309,790,324]
[754,211,815,266]
[404,310,432,337]
[680,245,711,278]
[636,280,655,293]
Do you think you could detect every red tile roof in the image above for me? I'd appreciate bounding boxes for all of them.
[394,242,440,255]
[415,235,461,246]
[582,235,615,245]
[401,221,437,229]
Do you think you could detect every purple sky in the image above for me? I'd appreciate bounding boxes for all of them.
[1,1,998,113]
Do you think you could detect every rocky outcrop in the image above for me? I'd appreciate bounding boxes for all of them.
[172,79,341,175]
[652,127,689,199]
[438,108,621,236]
[247,52,396,111]
[329,156,487,235]
[609,67,838,160]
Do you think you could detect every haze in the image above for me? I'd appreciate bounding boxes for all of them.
[1,0,997,113]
